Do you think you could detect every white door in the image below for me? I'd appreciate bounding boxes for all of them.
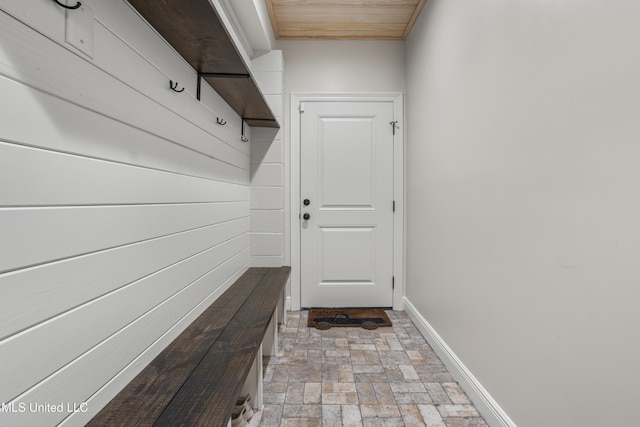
[300,101,395,307]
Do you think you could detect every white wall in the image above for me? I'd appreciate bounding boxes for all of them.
[278,40,406,94]
[0,1,251,425]
[251,51,285,267]
[277,39,405,307]
[405,1,640,426]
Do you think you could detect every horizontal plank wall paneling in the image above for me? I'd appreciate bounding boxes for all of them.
[0,142,248,206]
[0,230,248,404]
[0,8,249,164]
[3,250,250,427]
[0,0,257,425]
[250,51,285,267]
[0,219,249,339]
[0,76,248,180]
[0,0,65,43]
[0,202,248,273]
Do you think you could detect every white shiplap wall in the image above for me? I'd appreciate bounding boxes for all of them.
[250,52,285,267]
[0,1,252,425]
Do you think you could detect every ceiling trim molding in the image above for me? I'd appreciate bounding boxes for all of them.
[403,0,428,39]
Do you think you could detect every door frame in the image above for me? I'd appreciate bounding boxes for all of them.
[290,92,405,311]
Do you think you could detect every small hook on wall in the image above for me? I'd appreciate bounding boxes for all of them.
[241,119,249,142]
[52,0,81,10]
[169,80,184,93]
[216,117,227,126]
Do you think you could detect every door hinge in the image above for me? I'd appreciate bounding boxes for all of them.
[390,121,399,135]
[299,102,305,113]
[392,276,395,289]
[393,200,396,212]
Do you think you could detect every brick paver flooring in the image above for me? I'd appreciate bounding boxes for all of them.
[255,310,488,427]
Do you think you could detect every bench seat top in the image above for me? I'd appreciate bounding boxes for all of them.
[89,266,290,427]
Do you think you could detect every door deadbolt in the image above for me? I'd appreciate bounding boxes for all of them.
[303,199,310,206]
[303,213,311,220]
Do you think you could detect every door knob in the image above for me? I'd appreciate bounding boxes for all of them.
[303,213,311,220]
[303,199,310,206]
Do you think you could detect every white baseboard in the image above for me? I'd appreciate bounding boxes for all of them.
[404,298,517,427]
[285,295,291,312]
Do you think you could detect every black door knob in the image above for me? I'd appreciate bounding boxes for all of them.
[303,199,310,206]
[303,213,311,220]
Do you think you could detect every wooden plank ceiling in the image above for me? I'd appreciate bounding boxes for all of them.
[265,0,428,40]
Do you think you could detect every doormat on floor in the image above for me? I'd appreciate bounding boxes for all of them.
[307,308,392,330]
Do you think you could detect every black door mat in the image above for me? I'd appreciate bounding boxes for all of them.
[307,308,392,330]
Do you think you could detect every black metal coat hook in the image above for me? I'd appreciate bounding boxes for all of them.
[216,117,227,126]
[52,0,82,9]
[241,119,249,142]
[169,80,184,93]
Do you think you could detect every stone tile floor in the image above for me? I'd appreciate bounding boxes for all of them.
[253,310,488,427]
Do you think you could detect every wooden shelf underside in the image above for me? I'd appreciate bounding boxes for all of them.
[129,0,279,129]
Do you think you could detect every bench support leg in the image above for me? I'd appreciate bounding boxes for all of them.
[240,344,264,412]
[264,289,286,357]
[264,315,277,356]
[278,289,286,327]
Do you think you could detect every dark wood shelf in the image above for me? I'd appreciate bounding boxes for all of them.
[128,0,279,129]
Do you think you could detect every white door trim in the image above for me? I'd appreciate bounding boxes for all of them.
[290,92,404,311]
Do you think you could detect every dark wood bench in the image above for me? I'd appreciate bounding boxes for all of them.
[89,266,291,427]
